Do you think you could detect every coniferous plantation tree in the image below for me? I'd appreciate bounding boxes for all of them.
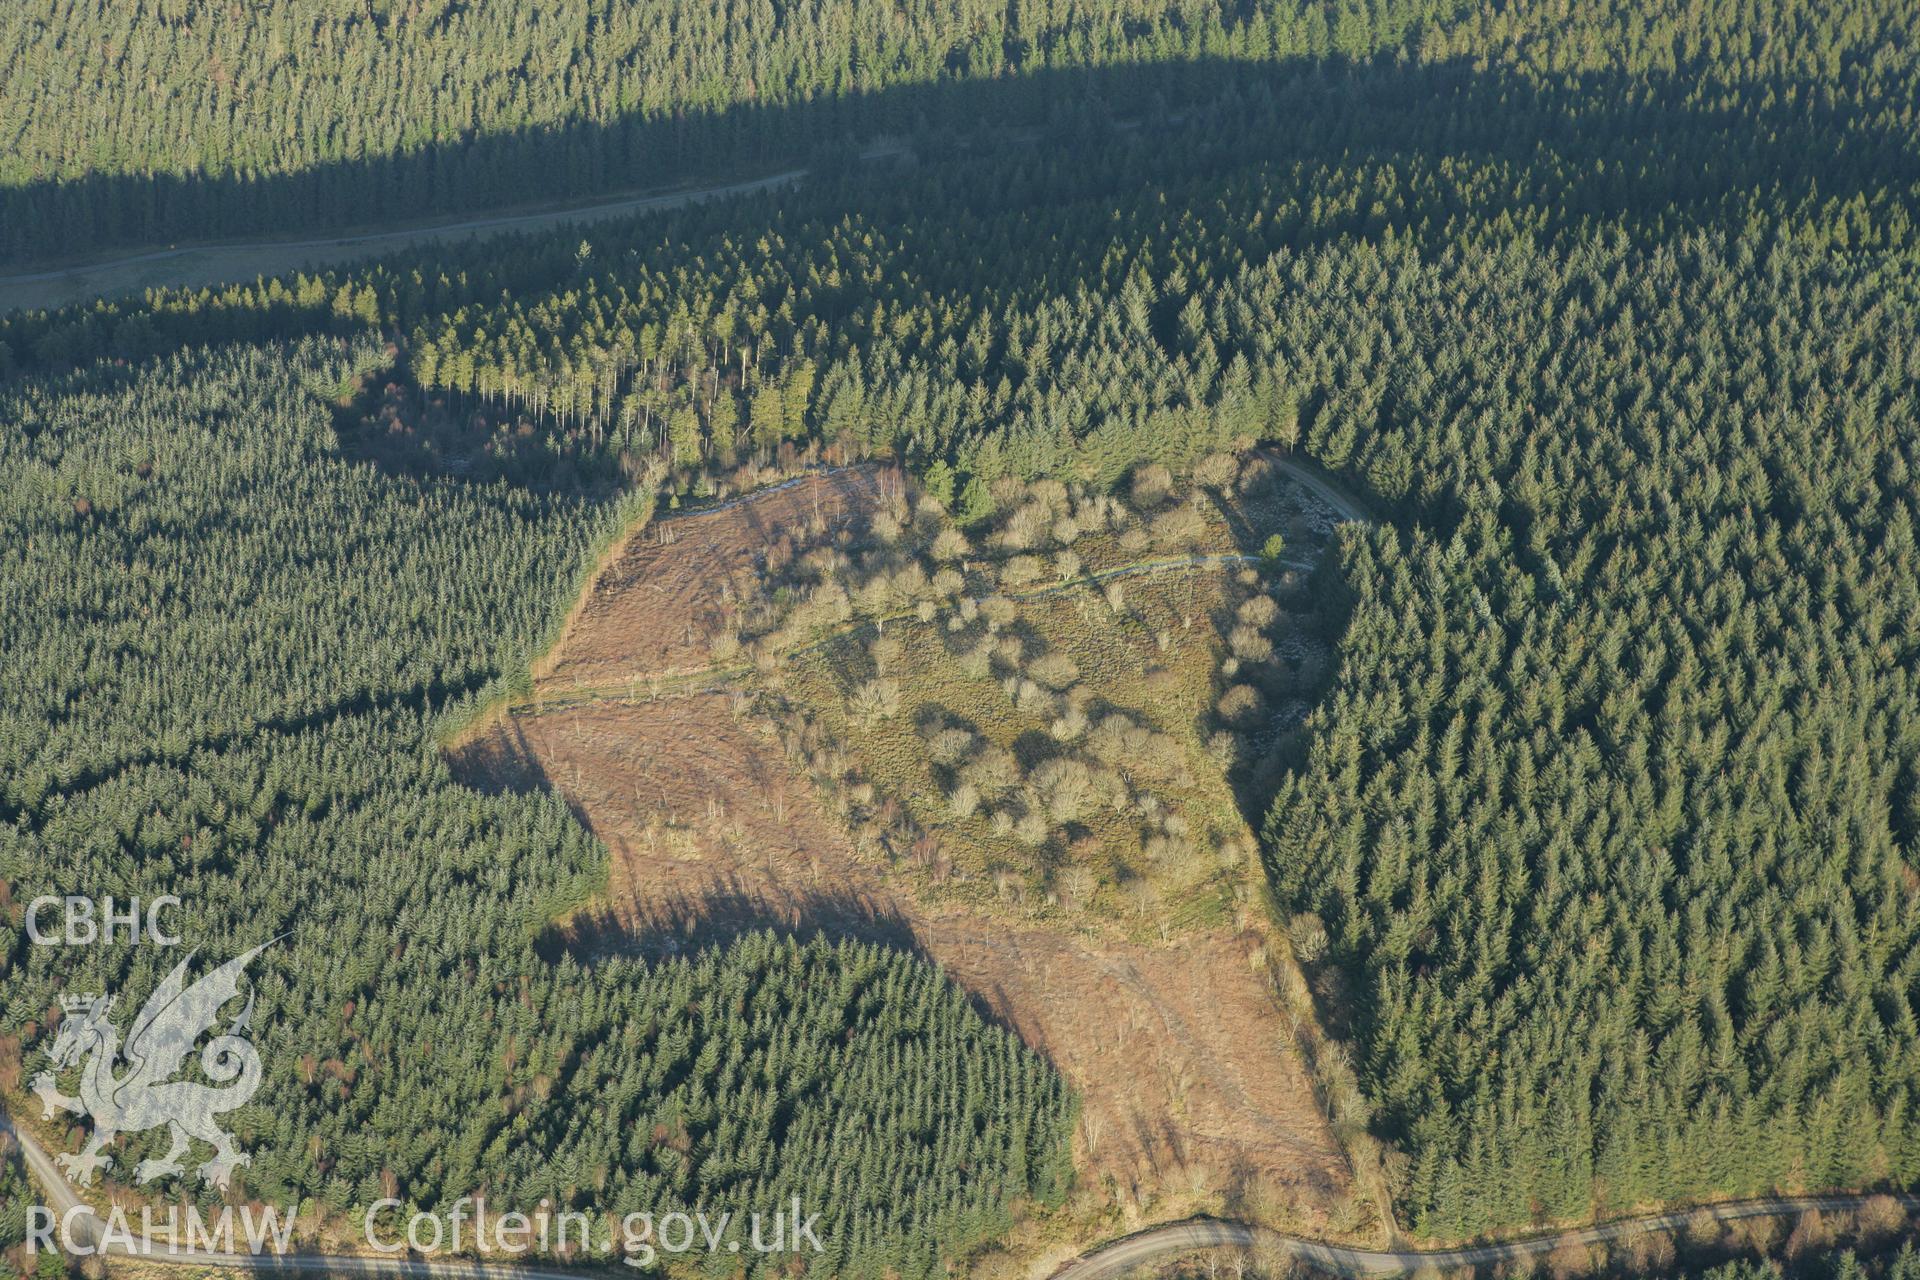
[1263,234,1920,1234]
[1701,1249,1920,1280]
[0,340,1073,1278]
[12,0,1912,266]
[0,0,1470,264]
[0,1137,26,1261]
[3,0,1920,1258]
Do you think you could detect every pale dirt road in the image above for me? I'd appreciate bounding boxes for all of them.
[0,169,802,314]
[4,1105,604,1277]
[10,1105,1912,1279]
[1051,1196,1920,1280]
[0,148,908,315]
[1266,455,1370,524]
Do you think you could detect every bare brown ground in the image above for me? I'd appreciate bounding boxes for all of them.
[536,467,887,686]
[455,697,1351,1227]
[452,469,1354,1233]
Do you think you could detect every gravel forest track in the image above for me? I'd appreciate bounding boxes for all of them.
[510,551,1295,716]
[1048,1197,1920,1280]
[2,1108,598,1277]
[9,1106,1912,1279]
[0,170,804,314]
[0,143,907,314]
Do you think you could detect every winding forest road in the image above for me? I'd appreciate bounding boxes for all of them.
[0,168,804,313]
[2,1108,92,1246]
[1266,455,1370,524]
[1049,1196,1920,1280]
[4,1107,596,1277]
[10,1103,1912,1279]
[0,163,759,286]
[0,145,903,314]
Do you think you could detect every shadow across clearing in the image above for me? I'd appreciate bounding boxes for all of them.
[551,883,921,965]
[449,705,926,964]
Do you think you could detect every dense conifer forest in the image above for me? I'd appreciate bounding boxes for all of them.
[4,0,1920,1260]
[3,0,1915,264]
[0,1137,26,1262]
[0,340,1073,1277]
[1701,1248,1920,1280]
[0,0,1434,263]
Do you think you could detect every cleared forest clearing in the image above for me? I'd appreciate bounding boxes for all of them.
[451,460,1373,1245]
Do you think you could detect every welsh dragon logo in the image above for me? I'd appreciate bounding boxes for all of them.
[31,941,273,1190]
